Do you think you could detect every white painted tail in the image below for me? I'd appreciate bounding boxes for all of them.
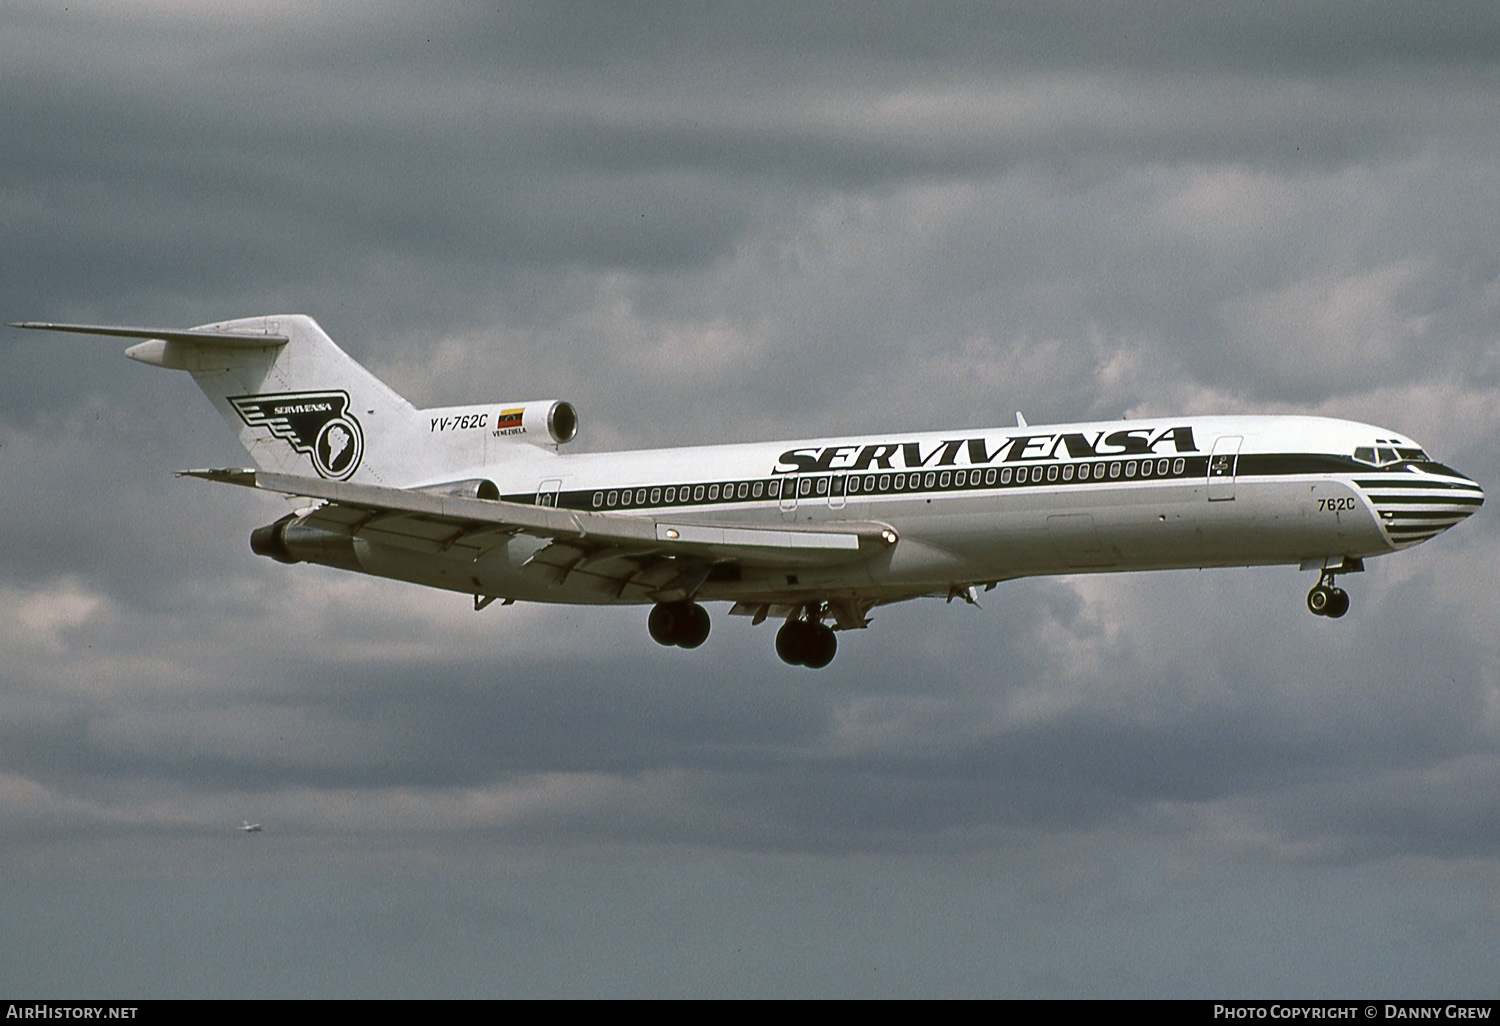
[15,314,572,487]
[126,314,425,486]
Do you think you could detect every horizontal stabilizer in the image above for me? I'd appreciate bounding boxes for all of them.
[178,468,258,487]
[10,321,289,348]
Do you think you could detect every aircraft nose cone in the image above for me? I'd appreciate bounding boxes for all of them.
[1445,466,1485,510]
[1359,464,1483,547]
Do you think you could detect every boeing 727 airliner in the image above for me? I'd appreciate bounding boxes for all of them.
[14,315,1484,667]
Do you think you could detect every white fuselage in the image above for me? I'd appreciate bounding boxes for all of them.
[352,413,1481,608]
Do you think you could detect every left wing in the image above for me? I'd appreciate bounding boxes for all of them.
[185,469,899,600]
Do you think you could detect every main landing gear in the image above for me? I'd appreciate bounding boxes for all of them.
[647,601,841,667]
[648,600,711,649]
[1306,574,1350,619]
[776,616,837,669]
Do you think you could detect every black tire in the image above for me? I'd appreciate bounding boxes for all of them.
[1325,588,1349,619]
[776,621,809,665]
[678,603,711,649]
[648,602,685,645]
[803,625,837,669]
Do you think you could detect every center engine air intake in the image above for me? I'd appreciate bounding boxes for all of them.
[491,400,577,444]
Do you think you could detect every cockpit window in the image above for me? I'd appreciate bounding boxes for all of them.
[1354,440,1428,467]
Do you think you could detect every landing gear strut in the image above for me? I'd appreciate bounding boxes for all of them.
[648,601,711,649]
[1306,573,1350,619]
[776,614,837,669]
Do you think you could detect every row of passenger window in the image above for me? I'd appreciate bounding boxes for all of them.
[586,457,1191,511]
[846,457,1189,495]
[592,479,781,509]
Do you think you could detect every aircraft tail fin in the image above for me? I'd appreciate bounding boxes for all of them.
[15,315,426,485]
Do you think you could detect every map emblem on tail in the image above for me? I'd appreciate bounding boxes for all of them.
[230,391,364,480]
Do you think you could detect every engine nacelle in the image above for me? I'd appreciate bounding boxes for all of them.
[499,399,577,445]
[418,478,500,500]
[251,514,360,571]
[424,399,578,446]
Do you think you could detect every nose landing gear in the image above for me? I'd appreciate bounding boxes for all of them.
[1306,571,1350,619]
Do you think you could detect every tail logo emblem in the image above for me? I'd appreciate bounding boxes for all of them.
[229,391,364,480]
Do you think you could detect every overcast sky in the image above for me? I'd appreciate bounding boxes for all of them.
[2,1,1498,998]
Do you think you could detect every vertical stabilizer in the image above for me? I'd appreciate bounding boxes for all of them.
[159,315,420,485]
[15,315,425,485]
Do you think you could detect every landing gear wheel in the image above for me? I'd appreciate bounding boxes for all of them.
[678,602,711,649]
[1325,587,1349,619]
[648,601,711,648]
[1307,576,1351,619]
[649,602,685,646]
[776,620,837,668]
[776,620,813,665]
[803,624,837,669]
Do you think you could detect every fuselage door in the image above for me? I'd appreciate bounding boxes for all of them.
[779,475,799,517]
[536,478,562,507]
[827,474,846,510]
[1207,436,1242,501]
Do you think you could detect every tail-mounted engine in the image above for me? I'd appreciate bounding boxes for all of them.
[423,399,578,447]
[487,400,578,445]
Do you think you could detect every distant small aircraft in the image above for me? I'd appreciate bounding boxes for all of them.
[240,820,263,833]
[13,315,1483,667]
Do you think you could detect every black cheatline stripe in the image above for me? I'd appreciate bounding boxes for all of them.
[1240,454,1361,475]
[1368,495,1484,506]
[522,455,1213,513]
[500,451,1466,514]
